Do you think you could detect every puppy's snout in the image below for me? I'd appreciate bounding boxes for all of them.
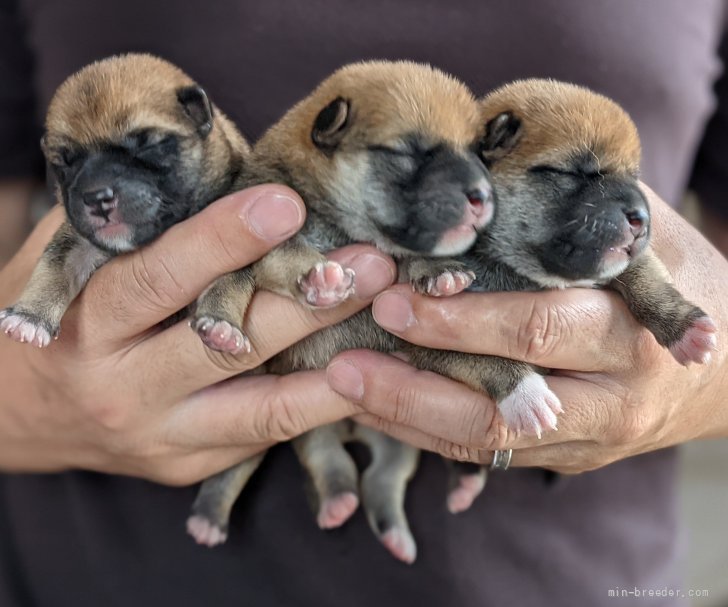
[83,187,117,209]
[624,207,648,238]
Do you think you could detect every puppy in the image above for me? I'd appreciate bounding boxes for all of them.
[403,79,718,499]
[187,61,494,564]
[0,53,248,345]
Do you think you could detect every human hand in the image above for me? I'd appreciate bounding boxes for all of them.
[0,185,395,484]
[326,185,728,473]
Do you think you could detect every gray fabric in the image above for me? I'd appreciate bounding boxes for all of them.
[0,0,724,604]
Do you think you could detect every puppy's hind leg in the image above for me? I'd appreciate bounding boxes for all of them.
[446,460,487,514]
[354,424,420,565]
[293,423,360,530]
[187,451,266,547]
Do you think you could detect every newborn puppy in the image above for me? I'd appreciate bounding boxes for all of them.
[408,78,717,448]
[187,61,493,564]
[0,53,248,345]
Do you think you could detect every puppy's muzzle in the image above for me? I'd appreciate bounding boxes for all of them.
[83,186,118,220]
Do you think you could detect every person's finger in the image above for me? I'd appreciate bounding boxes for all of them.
[370,285,655,372]
[326,350,631,450]
[164,369,360,450]
[352,412,490,464]
[74,185,306,346]
[326,349,511,449]
[134,245,397,402]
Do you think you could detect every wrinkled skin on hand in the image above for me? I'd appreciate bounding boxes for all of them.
[326,185,728,473]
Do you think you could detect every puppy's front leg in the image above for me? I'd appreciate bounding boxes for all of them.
[0,221,109,347]
[253,236,355,308]
[610,248,717,365]
[405,347,562,439]
[400,257,475,297]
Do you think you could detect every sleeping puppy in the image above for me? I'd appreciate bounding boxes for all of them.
[187,61,494,564]
[0,53,248,345]
[405,78,718,497]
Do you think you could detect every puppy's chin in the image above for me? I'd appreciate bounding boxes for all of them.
[430,199,494,257]
[91,222,136,253]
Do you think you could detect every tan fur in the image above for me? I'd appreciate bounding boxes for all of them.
[480,78,641,178]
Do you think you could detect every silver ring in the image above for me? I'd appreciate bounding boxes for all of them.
[490,449,513,471]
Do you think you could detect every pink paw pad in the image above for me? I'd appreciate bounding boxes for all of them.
[447,471,487,514]
[186,515,228,547]
[317,491,359,529]
[669,316,718,366]
[0,310,53,348]
[298,261,356,308]
[424,270,475,297]
[380,526,417,564]
[498,373,563,439]
[192,316,250,354]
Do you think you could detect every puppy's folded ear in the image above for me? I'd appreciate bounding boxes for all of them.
[480,111,522,163]
[312,97,350,151]
[177,85,214,138]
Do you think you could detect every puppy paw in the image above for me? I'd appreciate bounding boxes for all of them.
[298,261,355,308]
[412,270,475,297]
[186,514,228,547]
[380,526,417,564]
[669,316,718,366]
[316,491,359,529]
[497,373,563,439]
[0,308,56,348]
[191,316,250,354]
[447,470,487,514]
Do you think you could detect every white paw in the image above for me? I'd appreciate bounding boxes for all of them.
[298,261,356,308]
[498,373,562,438]
[0,309,54,348]
[186,515,228,547]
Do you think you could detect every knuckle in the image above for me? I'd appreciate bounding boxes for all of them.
[204,218,251,271]
[202,344,264,376]
[605,405,651,446]
[255,391,305,442]
[431,437,484,464]
[481,415,518,452]
[127,249,187,314]
[516,301,572,363]
[389,385,420,426]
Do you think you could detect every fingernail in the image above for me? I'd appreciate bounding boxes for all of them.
[346,254,396,299]
[372,292,416,332]
[327,360,364,401]
[245,192,303,240]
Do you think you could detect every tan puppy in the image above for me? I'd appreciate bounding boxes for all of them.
[187,61,494,564]
[405,79,717,503]
[0,54,249,344]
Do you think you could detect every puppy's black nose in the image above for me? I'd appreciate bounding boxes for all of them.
[624,207,648,238]
[83,187,116,208]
